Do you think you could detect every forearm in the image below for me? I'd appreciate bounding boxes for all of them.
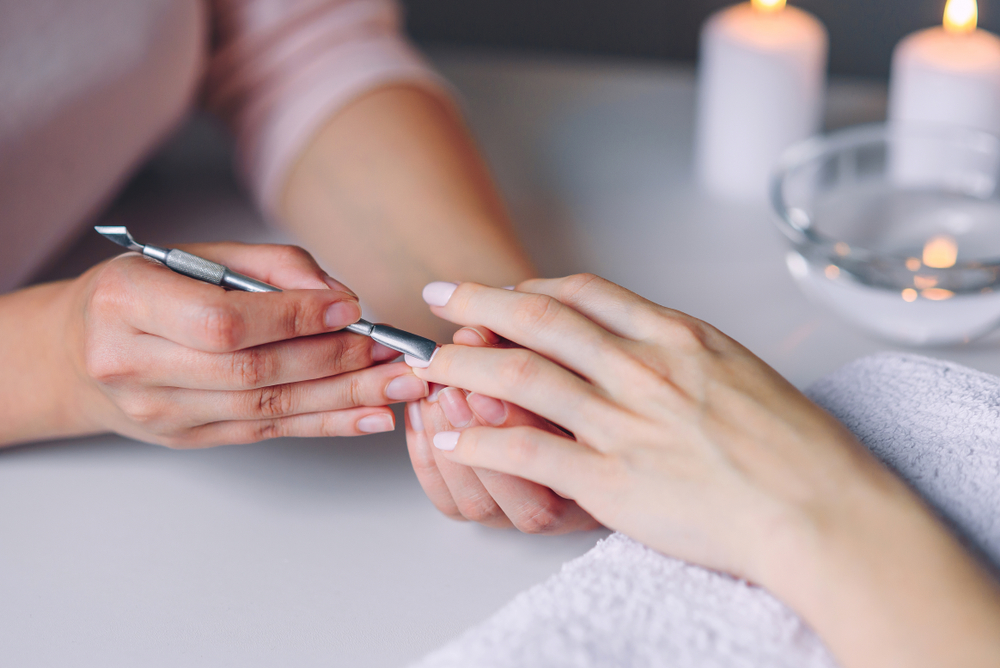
[765,477,1000,668]
[278,85,535,340]
[0,281,100,446]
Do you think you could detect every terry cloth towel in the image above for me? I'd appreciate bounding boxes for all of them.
[410,353,1000,668]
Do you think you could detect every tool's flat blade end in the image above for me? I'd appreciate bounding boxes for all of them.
[370,325,438,362]
[94,226,143,252]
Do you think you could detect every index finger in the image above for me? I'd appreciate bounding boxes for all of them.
[100,254,360,352]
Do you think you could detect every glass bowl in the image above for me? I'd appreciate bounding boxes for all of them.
[771,123,1000,346]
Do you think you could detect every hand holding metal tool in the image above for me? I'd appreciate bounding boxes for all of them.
[94,226,438,362]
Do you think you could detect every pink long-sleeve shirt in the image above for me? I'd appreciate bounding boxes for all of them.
[0,0,440,292]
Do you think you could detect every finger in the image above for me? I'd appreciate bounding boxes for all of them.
[103,254,360,351]
[168,363,426,425]
[434,389,601,533]
[432,426,601,504]
[515,274,659,341]
[404,401,465,521]
[412,344,614,442]
[424,281,642,393]
[453,326,501,347]
[177,242,354,293]
[176,405,396,447]
[135,331,388,390]
[421,398,514,529]
[519,274,731,357]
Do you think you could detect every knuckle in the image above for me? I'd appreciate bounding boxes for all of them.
[253,384,295,418]
[661,315,711,353]
[254,419,285,441]
[198,304,245,351]
[87,263,131,314]
[231,347,275,389]
[506,429,541,467]
[276,297,310,339]
[511,294,563,335]
[498,349,543,388]
[556,272,601,303]
[275,244,315,267]
[83,345,127,384]
[516,501,563,534]
[118,395,166,428]
[347,373,366,408]
[456,496,506,524]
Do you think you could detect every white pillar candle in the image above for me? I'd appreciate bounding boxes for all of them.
[889,0,1000,135]
[694,0,828,200]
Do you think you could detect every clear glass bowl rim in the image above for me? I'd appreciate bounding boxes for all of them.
[770,122,1000,269]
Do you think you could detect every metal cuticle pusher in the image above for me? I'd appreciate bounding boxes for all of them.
[94,226,438,362]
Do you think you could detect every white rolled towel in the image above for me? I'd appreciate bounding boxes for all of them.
[410,353,1000,668]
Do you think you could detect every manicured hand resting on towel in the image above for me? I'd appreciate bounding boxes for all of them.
[404,274,1000,668]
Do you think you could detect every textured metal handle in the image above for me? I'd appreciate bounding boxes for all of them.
[165,249,227,285]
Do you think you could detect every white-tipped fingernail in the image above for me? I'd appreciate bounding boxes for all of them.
[423,282,458,306]
[433,432,460,451]
[407,401,424,431]
[405,347,439,369]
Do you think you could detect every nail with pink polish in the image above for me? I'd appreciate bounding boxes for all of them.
[405,347,439,369]
[438,387,474,428]
[357,413,395,434]
[407,401,424,431]
[433,432,460,451]
[467,393,507,426]
[423,282,458,306]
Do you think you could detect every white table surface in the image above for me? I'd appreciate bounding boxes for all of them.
[5,52,1000,668]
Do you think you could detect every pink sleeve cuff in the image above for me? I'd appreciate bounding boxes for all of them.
[205,0,447,216]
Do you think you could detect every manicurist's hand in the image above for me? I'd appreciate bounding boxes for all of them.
[403,320,598,533]
[407,276,1000,668]
[0,243,428,448]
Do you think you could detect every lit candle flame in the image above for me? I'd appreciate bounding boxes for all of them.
[922,234,958,268]
[944,0,977,34]
[752,0,786,13]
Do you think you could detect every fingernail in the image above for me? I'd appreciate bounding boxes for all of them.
[323,275,357,298]
[405,347,439,369]
[467,393,507,426]
[386,375,428,402]
[457,327,490,345]
[427,382,446,403]
[325,300,361,329]
[372,342,400,362]
[422,282,458,307]
[407,401,424,431]
[433,431,460,451]
[439,388,474,428]
[357,413,395,434]
[503,286,515,290]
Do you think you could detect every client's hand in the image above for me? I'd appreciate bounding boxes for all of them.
[403,325,599,533]
[408,275,1000,668]
[65,243,427,447]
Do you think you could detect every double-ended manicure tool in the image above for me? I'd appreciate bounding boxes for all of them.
[95,226,438,362]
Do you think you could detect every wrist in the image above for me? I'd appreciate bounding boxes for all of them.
[0,276,107,446]
[755,470,1000,668]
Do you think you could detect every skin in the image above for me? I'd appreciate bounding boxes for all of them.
[0,85,539,454]
[279,85,536,340]
[0,242,428,447]
[406,274,1000,668]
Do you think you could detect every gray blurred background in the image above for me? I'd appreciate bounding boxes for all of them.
[401,0,998,79]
